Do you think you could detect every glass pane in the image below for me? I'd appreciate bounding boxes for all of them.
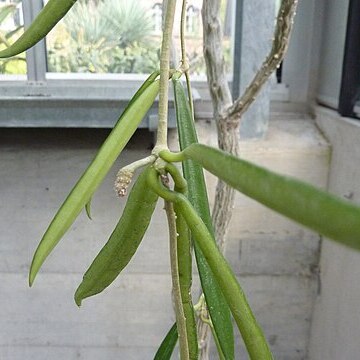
[0,0,26,75]
[173,1,205,76]
[46,0,233,77]
[173,0,233,77]
[46,0,161,74]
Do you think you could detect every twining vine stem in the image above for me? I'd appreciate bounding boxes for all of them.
[180,0,194,119]
[165,198,190,360]
[154,0,177,152]
[153,0,191,358]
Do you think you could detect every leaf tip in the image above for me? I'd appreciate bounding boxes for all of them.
[85,200,92,220]
[28,274,34,287]
[74,292,82,307]
[74,285,86,307]
[28,260,38,287]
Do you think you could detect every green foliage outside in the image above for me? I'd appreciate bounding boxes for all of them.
[47,0,160,74]
[0,2,26,74]
[0,0,229,76]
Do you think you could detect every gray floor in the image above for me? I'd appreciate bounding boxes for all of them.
[0,128,176,359]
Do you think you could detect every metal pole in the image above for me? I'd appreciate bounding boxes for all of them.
[231,0,244,99]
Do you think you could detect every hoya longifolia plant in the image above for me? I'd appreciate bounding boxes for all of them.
[2,1,360,359]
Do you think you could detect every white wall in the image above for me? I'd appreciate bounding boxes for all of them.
[309,106,360,359]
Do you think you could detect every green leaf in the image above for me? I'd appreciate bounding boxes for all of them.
[173,78,234,359]
[154,323,178,360]
[85,198,92,220]
[127,70,159,106]
[183,143,360,251]
[165,163,197,360]
[0,0,78,58]
[174,207,198,360]
[75,166,158,306]
[146,169,273,360]
[29,76,159,286]
[176,196,273,360]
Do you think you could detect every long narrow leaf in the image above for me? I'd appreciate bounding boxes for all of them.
[173,78,234,359]
[154,323,178,360]
[75,167,158,306]
[146,169,272,360]
[183,143,360,250]
[176,196,273,360]
[82,70,159,220]
[29,78,159,286]
[0,0,78,58]
[166,162,197,360]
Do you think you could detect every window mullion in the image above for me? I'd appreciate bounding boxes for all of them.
[22,0,47,82]
[231,0,243,100]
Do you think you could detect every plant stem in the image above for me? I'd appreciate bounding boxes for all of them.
[154,0,177,152]
[180,0,187,65]
[180,0,194,120]
[155,4,190,352]
[164,199,190,360]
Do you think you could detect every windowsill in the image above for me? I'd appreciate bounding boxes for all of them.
[0,75,208,100]
[0,77,290,128]
[315,105,360,145]
[0,75,27,82]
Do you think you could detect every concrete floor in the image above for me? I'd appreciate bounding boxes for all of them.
[0,129,175,359]
[0,119,329,359]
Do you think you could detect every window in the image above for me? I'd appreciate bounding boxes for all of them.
[0,0,25,75]
[0,0,236,127]
[46,0,160,75]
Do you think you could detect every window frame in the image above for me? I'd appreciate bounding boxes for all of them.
[0,0,297,128]
[338,0,360,118]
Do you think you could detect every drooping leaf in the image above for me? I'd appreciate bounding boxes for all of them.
[0,0,78,58]
[154,323,178,360]
[173,77,234,359]
[29,76,159,286]
[146,168,273,360]
[182,143,360,251]
[165,162,197,360]
[75,166,158,306]
[85,198,92,220]
[176,195,273,360]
